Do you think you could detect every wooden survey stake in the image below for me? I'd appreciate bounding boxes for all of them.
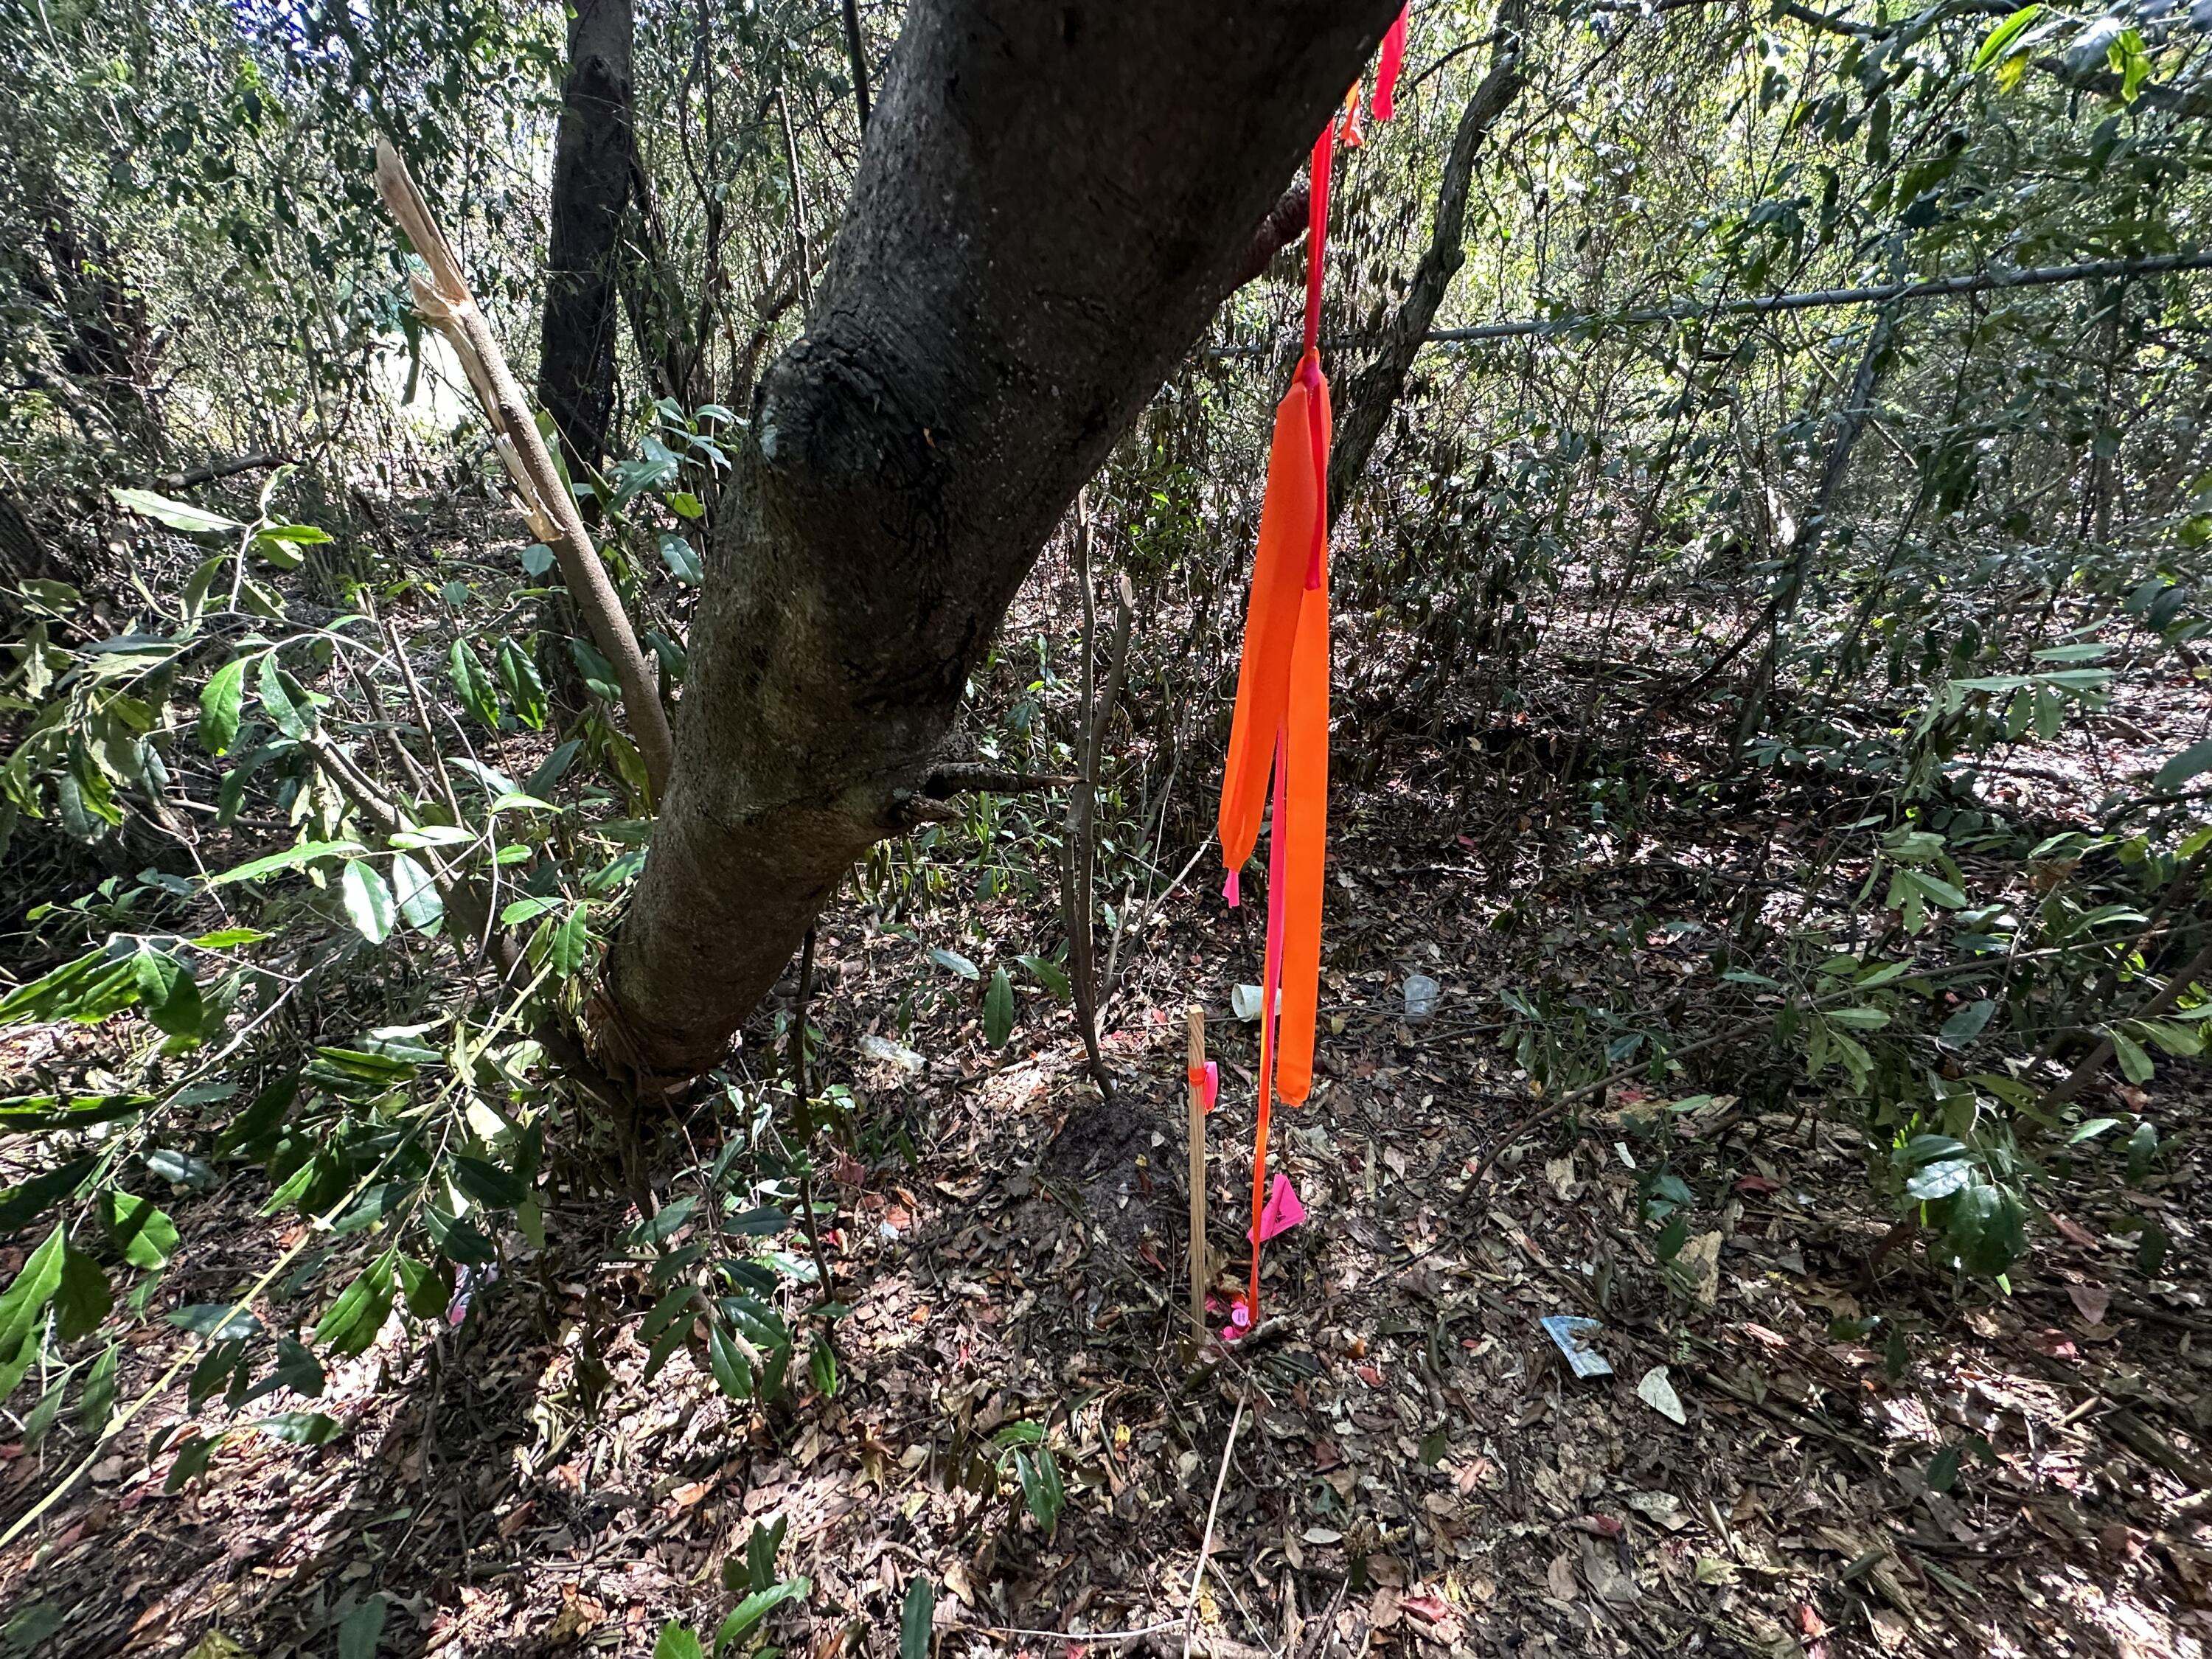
[1187,1005,1208,1336]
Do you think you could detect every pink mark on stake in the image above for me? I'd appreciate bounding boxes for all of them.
[1186,1060,1220,1113]
[1247,1173,1307,1243]
[1222,869,1241,908]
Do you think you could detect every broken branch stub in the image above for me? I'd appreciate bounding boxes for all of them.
[371,137,674,801]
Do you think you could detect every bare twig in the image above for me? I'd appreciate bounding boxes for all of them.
[788,924,836,1306]
[1062,494,1135,1094]
[1182,1390,1247,1659]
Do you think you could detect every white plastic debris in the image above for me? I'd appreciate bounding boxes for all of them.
[859,1034,925,1077]
[1637,1366,1688,1425]
[1540,1315,1613,1379]
[1231,984,1279,1022]
[1402,973,1441,1020]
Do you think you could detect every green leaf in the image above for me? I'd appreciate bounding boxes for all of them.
[900,1578,936,1659]
[547,903,592,977]
[1907,869,1966,908]
[2110,1028,2155,1085]
[0,949,142,1026]
[248,530,303,571]
[2111,26,2152,102]
[133,950,204,1040]
[0,1093,153,1130]
[713,1579,808,1652]
[568,638,620,701]
[54,1243,111,1342]
[0,1157,98,1232]
[625,1197,697,1248]
[1927,1444,1962,1493]
[451,1155,527,1210]
[207,838,366,885]
[256,653,313,739]
[658,531,703,586]
[167,1303,262,1340]
[0,1227,66,1402]
[1938,999,1996,1047]
[1015,1446,1065,1533]
[2067,1117,2121,1144]
[707,1321,754,1400]
[494,637,547,731]
[2154,739,2212,793]
[983,967,1015,1048]
[1944,1176,2028,1278]
[259,521,333,546]
[449,640,501,728]
[1017,953,1071,1001]
[1969,4,2042,73]
[928,947,980,981]
[338,1594,388,1659]
[389,852,444,933]
[200,657,248,755]
[313,1255,395,1355]
[102,1190,179,1267]
[654,1623,706,1659]
[256,1410,341,1445]
[270,1335,326,1397]
[80,1340,119,1434]
[668,491,705,520]
[1899,1134,1966,1167]
[725,1206,791,1237]
[1905,1159,1974,1203]
[340,860,397,945]
[110,487,244,535]
[1826,1006,1891,1030]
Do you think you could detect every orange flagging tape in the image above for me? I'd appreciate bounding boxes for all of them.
[1214,7,1405,1336]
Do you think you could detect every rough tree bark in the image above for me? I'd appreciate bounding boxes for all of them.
[538,0,635,476]
[596,0,1403,1082]
[1327,0,1525,524]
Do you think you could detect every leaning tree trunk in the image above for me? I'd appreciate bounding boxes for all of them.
[1327,0,1526,524]
[595,0,1403,1082]
[538,0,635,477]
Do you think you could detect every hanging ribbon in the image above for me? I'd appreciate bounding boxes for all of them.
[1215,8,1405,1337]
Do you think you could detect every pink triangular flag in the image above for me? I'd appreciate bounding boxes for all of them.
[1223,869,1241,908]
[1248,1172,1307,1243]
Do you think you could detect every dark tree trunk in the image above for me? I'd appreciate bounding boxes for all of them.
[1328,1,1525,524]
[595,0,1403,1082]
[18,181,164,456]
[538,0,635,476]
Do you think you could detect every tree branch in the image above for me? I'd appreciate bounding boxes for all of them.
[1328,0,1526,524]
[1234,181,1312,287]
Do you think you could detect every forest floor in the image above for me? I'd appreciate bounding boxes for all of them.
[5,597,2212,1659]
[5,816,2211,1658]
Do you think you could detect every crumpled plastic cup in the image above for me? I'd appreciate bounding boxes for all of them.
[1403,973,1441,1021]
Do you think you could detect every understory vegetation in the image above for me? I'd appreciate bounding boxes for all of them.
[4,1,2212,1655]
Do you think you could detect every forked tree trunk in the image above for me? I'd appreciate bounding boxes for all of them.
[539,0,635,476]
[595,0,1403,1081]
